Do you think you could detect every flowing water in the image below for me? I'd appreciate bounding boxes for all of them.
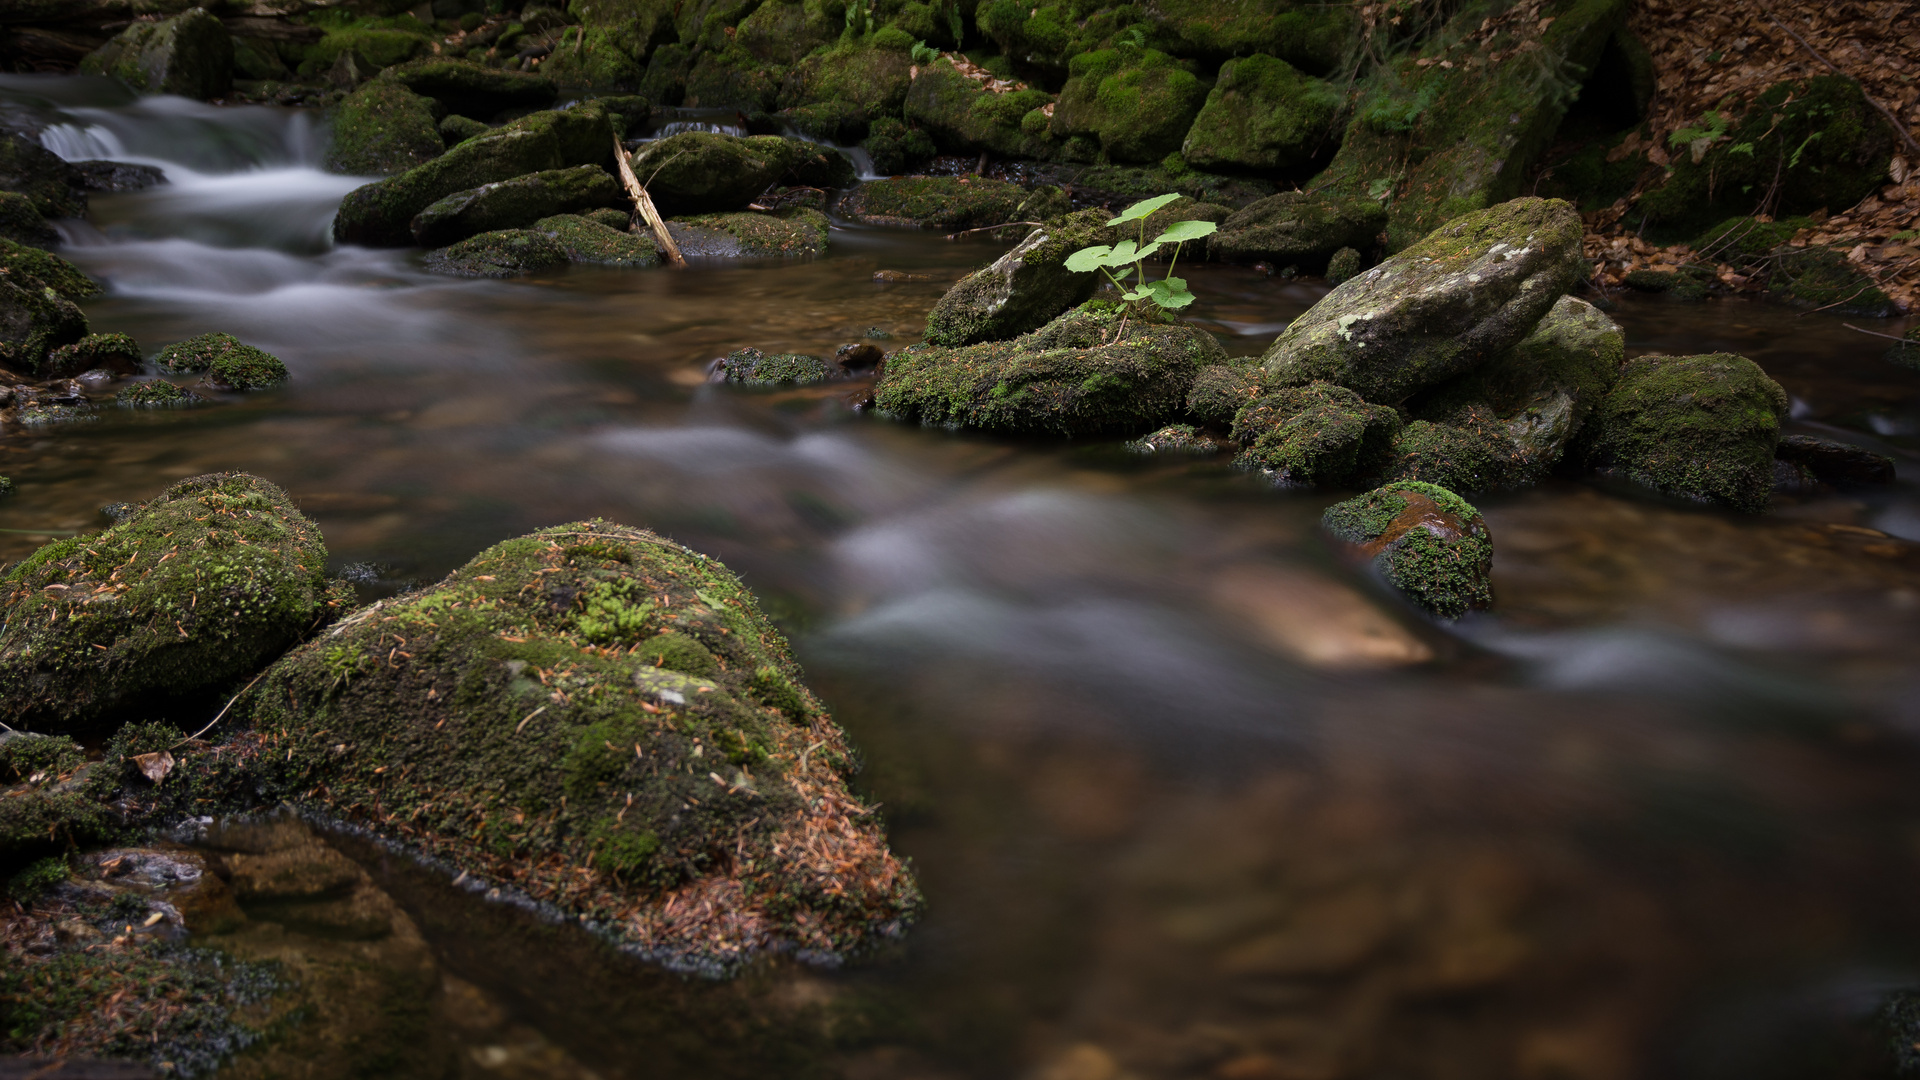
[7,75,1920,1080]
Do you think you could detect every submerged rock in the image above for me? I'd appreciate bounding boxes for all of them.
[1230,381,1401,486]
[1127,423,1224,455]
[923,209,1105,347]
[117,379,199,407]
[875,302,1226,436]
[325,81,444,176]
[236,519,921,968]
[1211,192,1386,270]
[71,160,166,194]
[531,214,659,267]
[716,347,835,385]
[0,191,58,249]
[410,166,626,248]
[1774,434,1896,489]
[1261,197,1585,404]
[1180,54,1346,173]
[79,7,233,102]
[836,176,1070,230]
[423,228,568,277]
[1324,481,1493,618]
[1579,352,1788,513]
[666,209,829,257]
[0,236,103,305]
[0,472,330,732]
[154,332,289,390]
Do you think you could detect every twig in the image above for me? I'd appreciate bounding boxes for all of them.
[173,670,267,748]
[613,132,686,268]
[943,221,1044,240]
[1843,322,1912,343]
[1763,11,1920,157]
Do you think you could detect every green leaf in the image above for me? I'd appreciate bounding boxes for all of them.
[1106,238,1163,265]
[1154,220,1216,244]
[1065,245,1113,272]
[1106,193,1182,226]
[1120,287,1153,301]
[1141,279,1194,308]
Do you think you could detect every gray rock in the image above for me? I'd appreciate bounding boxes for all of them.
[423,228,568,277]
[410,166,625,247]
[79,7,234,101]
[923,209,1105,347]
[1211,192,1386,270]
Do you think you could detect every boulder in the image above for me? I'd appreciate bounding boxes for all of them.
[1773,434,1895,488]
[1229,381,1401,486]
[1181,54,1345,173]
[1323,480,1493,618]
[0,192,58,249]
[1260,197,1585,404]
[901,59,1058,161]
[69,160,167,194]
[1887,327,1920,372]
[438,114,491,146]
[423,228,569,277]
[715,347,835,385]
[0,237,101,305]
[1325,246,1362,284]
[665,209,829,257]
[79,7,233,101]
[0,472,330,732]
[325,81,444,176]
[624,132,801,216]
[1410,294,1624,485]
[923,209,1106,347]
[377,58,559,119]
[1185,362,1263,427]
[0,279,88,374]
[875,302,1226,436]
[537,26,650,88]
[333,103,618,246]
[784,41,914,136]
[1069,163,1275,212]
[863,117,938,176]
[1374,418,1513,493]
[1580,353,1787,513]
[118,379,199,407]
[154,331,289,389]
[0,133,88,220]
[1143,0,1361,74]
[44,332,143,379]
[410,166,625,248]
[1210,191,1387,270]
[1050,46,1209,164]
[530,214,659,267]
[835,176,1070,230]
[235,519,921,968]
[1126,423,1223,455]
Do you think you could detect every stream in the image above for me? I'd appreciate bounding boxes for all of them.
[7,73,1920,1080]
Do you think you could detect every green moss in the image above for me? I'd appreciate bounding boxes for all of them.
[438,113,491,146]
[636,631,722,677]
[43,333,141,379]
[378,56,559,118]
[1125,422,1219,454]
[864,117,937,175]
[1323,480,1492,618]
[1325,246,1362,285]
[1376,419,1511,492]
[1212,191,1386,269]
[1580,352,1787,513]
[1181,54,1345,173]
[1230,380,1401,486]
[424,228,570,276]
[1766,245,1893,315]
[901,58,1062,161]
[325,80,444,176]
[540,25,650,88]
[839,176,1069,229]
[1622,268,1710,301]
[153,332,288,389]
[0,191,57,249]
[5,855,68,900]
[1050,45,1208,164]
[0,237,101,303]
[0,472,329,731]
[924,208,1108,347]
[411,165,626,247]
[531,213,660,266]
[1185,362,1262,426]
[718,346,834,384]
[298,12,436,76]
[0,279,89,375]
[1886,327,1920,372]
[628,131,799,216]
[116,380,198,407]
[78,7,233,100]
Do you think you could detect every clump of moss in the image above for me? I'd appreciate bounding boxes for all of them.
[1623,268,1710,301]
[1766,245,1893,315]
[0,472,330,731]
[0,191,57,249]
[1324,480,1493,618]
[923,209,1107,347]
[1126,423,1221,455]
[6,854,69,900]
[13,402,94,426]
[531,214,659,267]
[1230,381,1401,486]
[1376,418,1512,493]
[671,208,829,257]
[153,332,289,389]
[1185,363,1263,427]
[1325,246,1362,285]
[324,80,443,176]
[1181,53,1346,174]
[44,333,142,379]
[424,228,569,277]
[236,519,920,968]
[1050,45,1209,163]
[0,237,101,303]
[864,118,937,176]
[837,177,1070,231]
[717,347,834,385]
[1579,352,1788,513]
[116,380,197,407]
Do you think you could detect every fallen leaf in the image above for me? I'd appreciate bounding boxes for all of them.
[132,751,174,784]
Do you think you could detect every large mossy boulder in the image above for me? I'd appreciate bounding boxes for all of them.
[46,332,144,379]
[1323,480,1493,618]
[836,176,1069,230]
[1579,352,1788,514]
[0,237,101,306]
[1143,0,1361,74]
[410,166,626,248]
[333,103,619,247]
[1229,380,1401,486]
[79,7,233,101]
[1050,46,1209,164]
[1181,54,1345,173]
[625,132,786,216]
[325,81,444,176]
[0,266,89,374]
[235,519,921,967]
[923,209,1106,347]
[1,133,88,220]
[538,26,651,88]
[1410,294,1625,485]
[901,59,1059,161]
[0,473,329,732]
[875,302,1226,436]
[784,41,914,135]
[377,58,558,119]
[0,191,58,249]
[1310,0,1627,249]
[423,228,569,277]
[532,214,660,267]
[1211,191,1387,269]
[1260,197,1585,404]
[1373,418,1513,494]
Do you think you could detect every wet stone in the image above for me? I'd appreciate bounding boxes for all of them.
[1324,480,1494,618]
[1774,434,1896,488]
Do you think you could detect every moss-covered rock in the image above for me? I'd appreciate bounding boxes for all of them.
[0,237,101,304]
[683,43,783,112]
[0,192,57,249]
[1211,191,1387,270]
[782,41,913,132]
[1579,352,1788,513]
[1229,380,1400,486]
[1260,197,1585,404]
[334,103,618,246]
[901,59,1059,161]
[297,11,436,79]
[117,379,199,407]
[0,279,88,375]
[626,131,794,216]
[1323,480,1492,618]
[1374,418,1512,493]
[79,7,233,101]
[581,207,632,230]
[438,113,491,146]
[0,133,87,221]
[667,208,829,257]
[1069,162,1276,211]
[1622,267,1710,301]
[325,81,444,176]
[1766,245,1894,315]
[44,332,144,379]
[531,213,659,266]
[1886,327,1920,372]
[1181,54,1345,174]
[379,57,559,119]
[1410,294,1623,485]
[423,228,570,276]
[1325,246,1362,284]
[409,165,625,247]
[1185,361,1263,427]
[716,347,834,385]
[154,332,289,390]
[836,176,1069,230]
[875,301,1225,436]
[234,519,920,967]
[1126,422,1222,454]
[1050,46,1208,164]
[923,209,1106,347]
[0,472,329,732]
[562,0,678,84]
[538,25,650,88]
[1144,0,1361,74]
[1636,77,1892,240]
[1310,0,1628,249]
[863,117,938,176]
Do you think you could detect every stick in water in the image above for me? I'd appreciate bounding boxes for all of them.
[613,132,687,268]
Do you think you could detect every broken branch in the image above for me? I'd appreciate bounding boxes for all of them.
[613,132,687,268]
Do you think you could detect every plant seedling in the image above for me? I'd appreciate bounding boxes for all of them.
[1065,193,1218,314]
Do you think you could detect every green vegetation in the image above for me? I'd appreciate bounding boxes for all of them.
[1579,352,1788,513]
[1323,480,1493,618]
[1230,381,1401,486]
[153,332,289,389]
[1065,193,1219,313]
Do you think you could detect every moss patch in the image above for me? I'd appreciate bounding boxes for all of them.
[424,228,570,277]
[716,347,834,385]
[1230,380,1401,486]
[325,81,444,176]
[671,208,830,257]
[1051,45,1208,164]
[1580,352,1788,513]
[154,332,289,390]
[531,214,660,266]
[924,209,1107,347]
[837,176,1069,230]
[1181,53,1345,174]
[1323,480,1493,618]
[116,380,199,407]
